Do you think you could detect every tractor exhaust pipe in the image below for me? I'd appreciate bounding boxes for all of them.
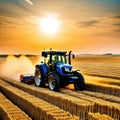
[68,51,72,65]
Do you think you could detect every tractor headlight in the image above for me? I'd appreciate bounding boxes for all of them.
[64,67,71,72]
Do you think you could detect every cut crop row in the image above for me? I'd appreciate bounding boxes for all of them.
[61,88,120,120]
[84,75,120,87]
[0,77,94,120]
[85,82,120,97]
[96,79,120,86]
[81,90,120,104]
[73,61,120,80]
[0,79,78,120]
[0,92,31,120]
[85,73,120,80]
[88,112,114,120]
[86,76,120,86]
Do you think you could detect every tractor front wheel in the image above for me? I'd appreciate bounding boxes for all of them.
[48,72,60,92]
[34,65,44,87]
[74,72,85,91]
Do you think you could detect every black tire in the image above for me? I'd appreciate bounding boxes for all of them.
[74,72,85,91]
[60,79,69,87]
[61,83,69,87]
[34,65,45,87]
[48,72,60,92]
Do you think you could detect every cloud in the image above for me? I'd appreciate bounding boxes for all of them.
[0,15,14,28]
[113,15,120,19]
[75,14,120,38]
[24,0,33,5]
[0,1,32,19]
[113,29,120,33]
[0,15,24,28]
[76,14,120,29]
[113,23,120,26]
[76,20,99,27]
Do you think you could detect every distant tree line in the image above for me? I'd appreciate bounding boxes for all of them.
[0,55,8,58]
[0,54,37,58]
[103,53,120,56]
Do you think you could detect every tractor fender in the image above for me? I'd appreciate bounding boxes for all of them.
[35,64,48,75]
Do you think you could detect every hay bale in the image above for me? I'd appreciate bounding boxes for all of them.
[1,77,94,120]
[0,92,31,120]
[85,83,120,97]
[0,79,79,120]
[88,112,114,120]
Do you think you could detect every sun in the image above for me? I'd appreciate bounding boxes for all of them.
[40,15,61,34]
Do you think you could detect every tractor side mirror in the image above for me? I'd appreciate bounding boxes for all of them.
[42,52,47,58]
[72,54,75,59]
[42,52,44,56]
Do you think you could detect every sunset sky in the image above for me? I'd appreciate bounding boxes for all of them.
[0,0,120,54]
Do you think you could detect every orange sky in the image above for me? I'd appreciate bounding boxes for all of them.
[0,0,120,54]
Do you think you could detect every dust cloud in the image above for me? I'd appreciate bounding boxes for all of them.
[1,55,41,81]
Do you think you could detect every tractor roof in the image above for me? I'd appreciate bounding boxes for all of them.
[42,51,67,57]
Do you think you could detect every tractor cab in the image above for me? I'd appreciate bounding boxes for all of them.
[42,51,70,71]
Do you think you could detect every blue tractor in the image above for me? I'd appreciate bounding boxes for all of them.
[34,50,85,92]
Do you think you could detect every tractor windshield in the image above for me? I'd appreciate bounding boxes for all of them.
[52,55,67,64]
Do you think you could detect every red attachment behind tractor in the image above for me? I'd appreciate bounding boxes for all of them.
[20,74,35,84]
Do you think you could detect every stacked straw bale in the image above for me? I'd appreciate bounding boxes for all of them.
[1,77,94,120]
[0,79,79,120]
[1,77,120,120]
[61,88,120,120]
[85,83,120,97]
[81,90,120,104]
[0,92,31,120]
[88,112,114,120]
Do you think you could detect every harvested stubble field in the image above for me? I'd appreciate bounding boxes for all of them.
[73,55,120,80]
[0,55,120,120]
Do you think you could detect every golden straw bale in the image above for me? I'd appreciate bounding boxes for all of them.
[0,79,79,120]
[0,77,94,120]
[85,83,120,97]
[0,92,31,120]
[88,112,114,120]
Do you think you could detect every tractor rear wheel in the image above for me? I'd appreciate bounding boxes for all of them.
[48,72,60,92]
[34,65,45,87]
[74,72,85,91]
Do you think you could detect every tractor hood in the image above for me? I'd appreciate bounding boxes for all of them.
[56,62,72,74]
[56,62,72,69]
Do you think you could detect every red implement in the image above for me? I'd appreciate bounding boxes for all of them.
[20,74,34,84]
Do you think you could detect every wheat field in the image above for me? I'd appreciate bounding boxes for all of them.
[73,56,120,80]
[0,55,120,120]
